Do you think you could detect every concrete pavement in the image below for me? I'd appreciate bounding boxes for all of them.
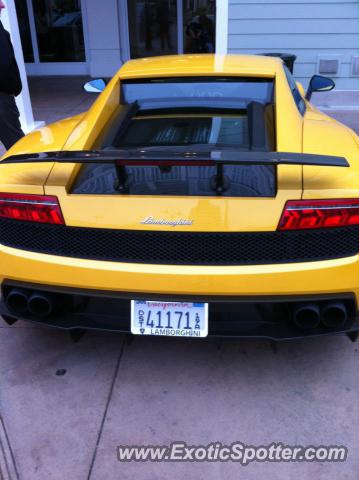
[0,325,121,479]
[0,324,359,479]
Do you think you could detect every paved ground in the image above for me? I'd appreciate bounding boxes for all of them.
[27,76,94,126]
[1,327,359,480]
[0,79,358,479]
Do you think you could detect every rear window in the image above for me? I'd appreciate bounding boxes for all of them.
[121,77,274,109]
[78,77,276,198]
[115,114,249,148]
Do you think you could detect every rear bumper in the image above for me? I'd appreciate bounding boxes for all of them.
[2,244,359,298]
[2,245,359,338]
[1,281,359,340]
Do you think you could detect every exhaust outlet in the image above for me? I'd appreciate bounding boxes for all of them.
[28,292,55,318]
[321,302,347,329]
[6,289,30,314]
[292,303,320,330]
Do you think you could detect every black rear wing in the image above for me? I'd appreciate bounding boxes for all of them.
[2,149,348,194]
[1,149,349,167]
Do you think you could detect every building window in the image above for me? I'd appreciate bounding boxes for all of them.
[32,0,86,62]
[127,0,216,59]
[127,0,178,59]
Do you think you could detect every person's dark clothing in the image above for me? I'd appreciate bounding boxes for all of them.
[157,4,172,50]
[0,93,24,149]
[186,15,214,53]
[0,21,22,96]
[0,20,24,150]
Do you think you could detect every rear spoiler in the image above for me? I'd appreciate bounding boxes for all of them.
[2,149,348,194]
[1,149,349,167]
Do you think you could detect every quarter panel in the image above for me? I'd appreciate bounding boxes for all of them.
[0,114,84,194]
[303,118,359,198]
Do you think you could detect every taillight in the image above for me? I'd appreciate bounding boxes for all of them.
[0,193,64,224]
[278,199,359,230]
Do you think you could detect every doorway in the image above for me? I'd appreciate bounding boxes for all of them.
[15,0,89,75]
[126,0,216,59]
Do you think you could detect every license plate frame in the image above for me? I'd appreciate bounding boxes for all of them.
[131,300,208,337]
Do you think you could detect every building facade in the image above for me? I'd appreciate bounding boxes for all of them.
[2,0,359,132]
[228,0,359,90]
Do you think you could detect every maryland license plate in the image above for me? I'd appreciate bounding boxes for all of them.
[131,300,208,337]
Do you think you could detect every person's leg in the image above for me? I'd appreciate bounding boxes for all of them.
[0,93,25,150]
[166,28,172,49]
[159,28,165,49]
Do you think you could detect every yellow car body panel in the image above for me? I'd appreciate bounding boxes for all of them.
[0,113,84,194]
[1,243,359,297]
[1,54,359,338]
[44,54,302,232]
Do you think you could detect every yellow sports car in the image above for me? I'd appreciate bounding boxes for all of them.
[1,54,359,340]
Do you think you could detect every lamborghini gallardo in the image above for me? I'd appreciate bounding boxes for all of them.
[1,54,359,340]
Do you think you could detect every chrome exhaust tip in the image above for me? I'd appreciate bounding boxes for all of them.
[6,288,30,314]
[28,292,54,318]
[321,302,347,329]
[292,303,320,330]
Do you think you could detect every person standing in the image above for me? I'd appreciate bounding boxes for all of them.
[157,1,172,51]
[0,0,24,150]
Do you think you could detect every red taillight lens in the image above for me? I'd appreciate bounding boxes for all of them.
[0,193,64,224]
[278,199,359,230]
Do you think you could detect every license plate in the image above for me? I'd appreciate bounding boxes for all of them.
[131,300,208,337]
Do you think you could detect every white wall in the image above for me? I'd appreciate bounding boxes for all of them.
[227,0,359,89]
[216,0,229,54]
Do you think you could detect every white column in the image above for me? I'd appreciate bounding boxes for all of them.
[1,0,35,133]
[215,0,229,55]
[86,0,123,77]
[177,0,184,54]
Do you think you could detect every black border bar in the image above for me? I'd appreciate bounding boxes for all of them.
[1,150,349,167]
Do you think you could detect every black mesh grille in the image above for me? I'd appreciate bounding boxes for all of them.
[1,218,359,265]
